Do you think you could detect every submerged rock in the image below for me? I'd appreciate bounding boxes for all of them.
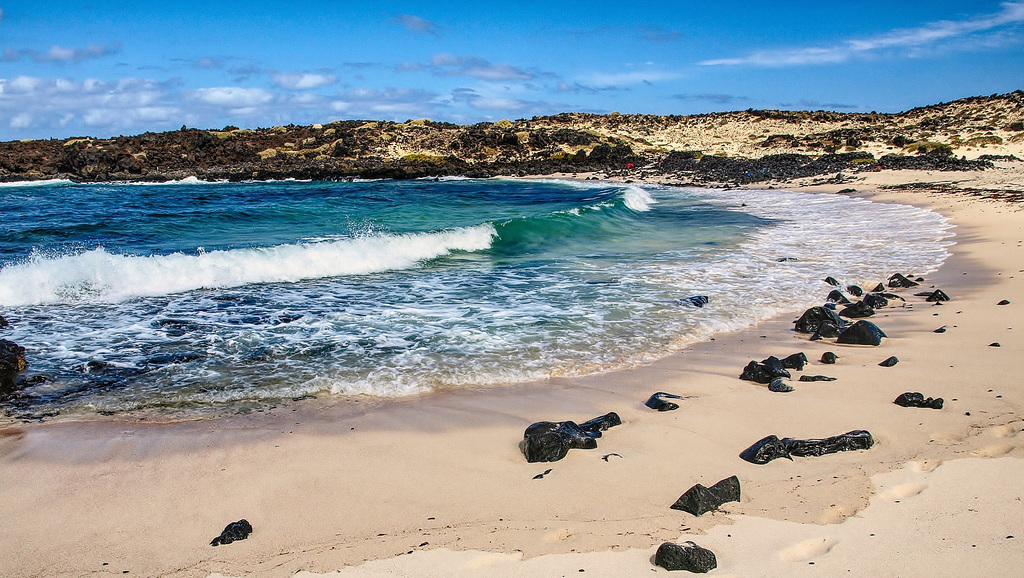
[655,541,718,573]
[894,392,943,409]
[210,519,253,546]
[671,476,741,516]
[646,391,684,411]
[836,320,887,346]
[740,430,874,464]
[680,295,710,308]
[522,412,621,463]
[847,285,864,297]
[824,276,841,287]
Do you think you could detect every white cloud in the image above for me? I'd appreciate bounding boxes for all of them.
[2,43,120,63]
[193,86,274,107]
[0,75,184,136]
[393,14,440,36]
[400,54,536,81]
[271,72,337,90]
[583,70,679,87]
[329,88,440,119]
[702,1,1024,66]
[9,113,31,128]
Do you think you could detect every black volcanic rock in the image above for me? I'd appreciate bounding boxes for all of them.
[888,273,919,288]
[794,306,844,334]
[740,430,874,464]
[646,391,685,411]
[210,519,253,546]
[671,476,741,516]
[878,356,899,367]
[655,541,718,573]
[0,339,26,372]
[837,320,887,346]
[894,392,944,409]
[522,412,621,463]
[827,290,851,304]
[839,301,875,319]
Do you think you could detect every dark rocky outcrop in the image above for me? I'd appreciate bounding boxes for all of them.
[836,320,887,346]
[878,356,899,367]
[768,377,794,392]
[740,430,874,464]
[0,314,8,328]
[824,276,841,287]
[646,391,684,411]
[522,412,622,463]
[0,339,27,394]
[894,392,944,409]
[655,541,718,573]
[820,352,839,364]
[0,339,26,372]
[924,289,950,302]
[847,285,864,297]
[998,299,1011,305]
[210,519,253,546]
[799,375,836,382]
[671,476,741,516]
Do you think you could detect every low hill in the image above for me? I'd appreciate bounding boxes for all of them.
[1,91,1021,184]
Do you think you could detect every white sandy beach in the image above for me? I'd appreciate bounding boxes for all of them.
[1,165,1023,577]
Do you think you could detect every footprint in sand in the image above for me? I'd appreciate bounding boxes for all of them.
[988,424,1021,438]
[880,482,927,500]
[973,443,1014,458]
[778,537,837,562]
[544,528,573,542]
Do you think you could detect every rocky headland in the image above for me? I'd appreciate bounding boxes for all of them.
[1,91,1022,185]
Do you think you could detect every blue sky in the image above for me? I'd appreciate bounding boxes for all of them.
[0,1,1022,140]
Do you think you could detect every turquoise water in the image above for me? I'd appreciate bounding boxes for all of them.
[0,178,952,417]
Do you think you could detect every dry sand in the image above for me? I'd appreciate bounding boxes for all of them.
[1,165,1023,577]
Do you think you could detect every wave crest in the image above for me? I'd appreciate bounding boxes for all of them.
[0,224,496,305]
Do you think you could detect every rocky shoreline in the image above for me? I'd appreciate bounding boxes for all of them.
[1,91,1021,185]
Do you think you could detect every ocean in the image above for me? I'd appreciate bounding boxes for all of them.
[0,178,952,419]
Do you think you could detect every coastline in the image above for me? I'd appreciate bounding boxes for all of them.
[1,167,1023,577]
